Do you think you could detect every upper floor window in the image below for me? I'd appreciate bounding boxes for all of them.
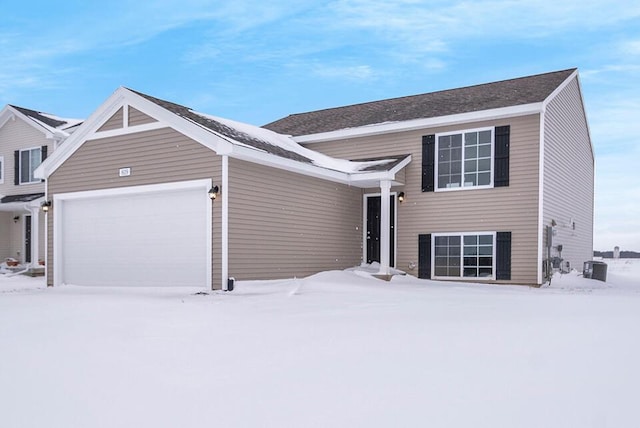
[436,128,493,190]
[421,125,510,193]
[0,155,4,184]
[19,147,42,184]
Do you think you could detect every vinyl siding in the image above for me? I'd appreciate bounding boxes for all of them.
[228,157,362,280]
[97,107,124,131]
[0,116,47,196]
[128,107,157,127]
[543,76,594,271]
[304,115,541,284]
[47,127,222,288]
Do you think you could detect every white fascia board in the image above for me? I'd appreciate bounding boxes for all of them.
[226,144,398,188]
[294,103,544,144]
[35,87,234,179]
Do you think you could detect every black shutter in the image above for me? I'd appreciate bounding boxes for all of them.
[422,134,435,192]
[418,234,432,279]
[40,146,48,182]
[14,150,20,185]
[496,231,512,280]
[494,125,510,187]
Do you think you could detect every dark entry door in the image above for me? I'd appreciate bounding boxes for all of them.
[24,215,32,263]
[366,195,395,267]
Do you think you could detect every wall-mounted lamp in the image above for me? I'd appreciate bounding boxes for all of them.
[13,216,20,223]
[41,200,52,213]
[398,192,405,203]
[208,185,219,200]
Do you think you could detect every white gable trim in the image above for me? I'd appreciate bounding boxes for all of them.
[294,102,544,144]
[0,105,62,140]
[35,87,409,187]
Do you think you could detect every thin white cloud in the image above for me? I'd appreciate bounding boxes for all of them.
[312,64,376,81]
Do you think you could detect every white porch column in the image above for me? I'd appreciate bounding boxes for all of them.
[29,207,40,267]
[378,180,391,275]
[221,155,229,291]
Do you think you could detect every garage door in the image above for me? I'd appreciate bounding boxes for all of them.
[57,181,210,287]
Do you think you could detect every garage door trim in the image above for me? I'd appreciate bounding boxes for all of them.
[53,179,212,288]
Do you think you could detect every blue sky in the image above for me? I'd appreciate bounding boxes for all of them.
[1,0,639,251]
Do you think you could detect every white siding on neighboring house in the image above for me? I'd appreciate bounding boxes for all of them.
[0,117,48,196]
[543,76,594,272]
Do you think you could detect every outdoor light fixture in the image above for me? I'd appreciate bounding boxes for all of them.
[13,216,20,223]
[398,192,405,203]
[41,200,52,213]
[208,185,219,200]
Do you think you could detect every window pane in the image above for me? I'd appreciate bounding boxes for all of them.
[479,257,493,267]
[435,236,448,246]
[479,245,493,255]
[479,268,493,277]
[479,235,492,245]
[450,236,460,245]
[450,175,461,187]
[435,267,448,276]
[451,134,462,147]
[451,148,462,161]
[449,267,460,276]
[479,144,491,158]
[439,162,450,174]
[449,245,461,256]
[464,235,477,245]
[463,257,476,267]
[435,246,448,256]
[450,161,461,174]
[450,257,460,267]
[478,158,491,172]
[465,146,477,158]
[435,256,448,267]
[20,151,30,183]
[463,268,477,277]
[478,172,491,186]
[479,130,491,144]
[465,159,477,173]
[465,132,477,146]
[464,174,476,186]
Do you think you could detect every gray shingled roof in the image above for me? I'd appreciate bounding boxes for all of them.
[130,89,312,163]
[10,105,68,128]
[263,68,576,136]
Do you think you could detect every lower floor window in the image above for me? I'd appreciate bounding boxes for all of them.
[433,232,495,279]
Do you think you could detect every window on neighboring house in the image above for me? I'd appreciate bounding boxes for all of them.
[0,155,4,184]
[433,232,495,279]
[19,147,42,184]
[436,128,493,190]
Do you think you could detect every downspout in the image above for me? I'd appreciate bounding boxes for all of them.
[221,155,229,291]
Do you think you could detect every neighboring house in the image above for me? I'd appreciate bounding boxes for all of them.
[0,105,82,270]
[35,68,593,289]
[265,68,594,286]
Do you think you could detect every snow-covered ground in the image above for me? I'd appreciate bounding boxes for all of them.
[1,260,639,428]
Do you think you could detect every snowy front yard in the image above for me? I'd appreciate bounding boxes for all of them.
[1,261,639,428]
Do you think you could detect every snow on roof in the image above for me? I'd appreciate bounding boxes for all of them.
[10,105,84,136]
[193,112,396,174]
[128,88,402,175]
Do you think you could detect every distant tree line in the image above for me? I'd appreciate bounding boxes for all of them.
[594,250,640,258]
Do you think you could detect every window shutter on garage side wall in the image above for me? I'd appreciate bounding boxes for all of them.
[494,125,510,187]
[14,150,19,185]
[422,134,435,192]
[418,234,432,279]
[496,231,512,280]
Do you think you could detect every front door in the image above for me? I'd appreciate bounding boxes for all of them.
[24,215,32,263]
[366,195,395,267]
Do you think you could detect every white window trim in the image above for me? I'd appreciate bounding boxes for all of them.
[434,126,495,192]
[431,231,497,281]
[0,155,4,184]
[18,146,42,185]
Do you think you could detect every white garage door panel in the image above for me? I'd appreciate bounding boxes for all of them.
[61,187,208,287]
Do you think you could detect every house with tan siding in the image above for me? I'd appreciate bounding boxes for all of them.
[35,68,593,289]
[0,105,82,272]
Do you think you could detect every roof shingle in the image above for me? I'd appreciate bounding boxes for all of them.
[263,68,576,136]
